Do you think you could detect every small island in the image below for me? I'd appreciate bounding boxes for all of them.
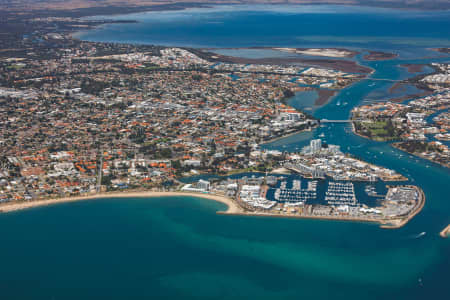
[400,64,427,73]
[363,51,398,61]
[273,47,358,58]
[432,48,450,54]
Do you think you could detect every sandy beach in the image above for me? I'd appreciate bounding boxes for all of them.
[270,167,291,175]
[0,191,242,214]
[0,191,386,227]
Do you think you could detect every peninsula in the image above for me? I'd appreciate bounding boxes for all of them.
[351,63,450,168]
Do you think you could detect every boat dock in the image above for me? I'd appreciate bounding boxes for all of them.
[325,182,358,207]
[274,180,317,205]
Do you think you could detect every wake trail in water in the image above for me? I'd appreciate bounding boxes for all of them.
[406,232,426,239]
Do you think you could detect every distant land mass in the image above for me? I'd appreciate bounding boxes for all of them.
[1,0,450,14]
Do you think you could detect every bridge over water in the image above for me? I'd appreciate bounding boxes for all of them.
[320,119,353,123]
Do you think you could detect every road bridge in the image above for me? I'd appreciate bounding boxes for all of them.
[320,119,353,123]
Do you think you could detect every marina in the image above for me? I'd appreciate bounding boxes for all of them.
[325,182,357,207]
[365,185,385,197]
[228,172,425,230]
[229,171,423,225]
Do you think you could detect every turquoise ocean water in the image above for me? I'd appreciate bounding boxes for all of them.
[1,5,449,299]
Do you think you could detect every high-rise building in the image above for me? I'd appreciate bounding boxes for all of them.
[197,180,210,191]
[310,139,322,153]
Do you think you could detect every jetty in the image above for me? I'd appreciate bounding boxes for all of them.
[320,119,352,123]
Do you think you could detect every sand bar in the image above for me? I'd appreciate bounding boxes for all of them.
[0,191,242,214]
[440,224,450,238]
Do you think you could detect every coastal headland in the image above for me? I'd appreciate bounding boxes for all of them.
[379,186,426,229]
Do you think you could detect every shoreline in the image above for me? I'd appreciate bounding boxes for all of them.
[5,3,447,18]
[0,186,425,230]
[190,48,373,74]
[202,46,360,58]
[392,143,450,169]
[0,191,242,214]
[379,186,426,229]
[263,127,313,144]
[350,123,448,171]
[219,210,381,225]
[439,224,450,238]
[222,189,424,229]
